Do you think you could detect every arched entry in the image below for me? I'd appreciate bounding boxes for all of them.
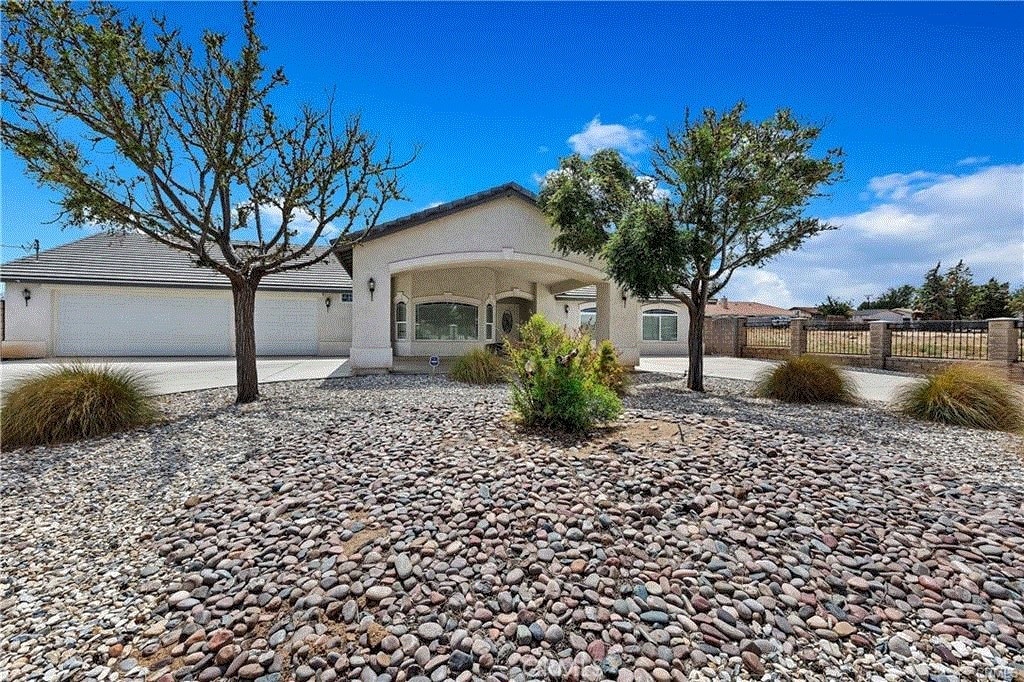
[495,292,534,346]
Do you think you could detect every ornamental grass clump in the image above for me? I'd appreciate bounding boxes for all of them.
[506,314,622,432]
[754,355,859,404]
[896,365,1023,432]
[450,348,508,384]
[591,339,630,397]
[1,364,159,449]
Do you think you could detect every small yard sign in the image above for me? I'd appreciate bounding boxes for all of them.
[429,355,440,367]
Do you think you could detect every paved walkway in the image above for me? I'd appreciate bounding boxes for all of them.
[640,356,919,403]
[1,355,917,402]
[0,357,350,396]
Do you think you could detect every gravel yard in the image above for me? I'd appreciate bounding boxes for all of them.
[1,374,1022,682]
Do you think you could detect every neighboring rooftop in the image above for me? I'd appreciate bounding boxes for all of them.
[706,299,792,318]
[0,232,351,292]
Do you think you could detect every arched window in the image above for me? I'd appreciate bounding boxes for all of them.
[415,302,479,340]
[642,309,678,341]
[485,304,494,340]
[580,306,597,332]
[395,301,407,340]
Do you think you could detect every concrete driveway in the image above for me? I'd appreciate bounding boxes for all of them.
[639,356,920,403]
[0,357,350,396]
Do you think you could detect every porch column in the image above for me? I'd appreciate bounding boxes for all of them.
[533,283,562,326]
[596,282,640,368]
[349,266,393,373]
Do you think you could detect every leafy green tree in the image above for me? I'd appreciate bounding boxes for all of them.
[860,284,916,310]
[1011,286,1024,318]
[969,278,1012,319]
[818,296,853,318]
[539,103,843,391]
[945,260,975,320]
[916,262,952,319]
[1,1,413,403]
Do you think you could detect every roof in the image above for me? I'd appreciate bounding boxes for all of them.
[1,232,351,292]
[789,306,820,314]
[336,182,537,274]
[706,300,792,317]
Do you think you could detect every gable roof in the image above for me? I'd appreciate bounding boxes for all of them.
[336,182,537,275]
[1,232,351,292]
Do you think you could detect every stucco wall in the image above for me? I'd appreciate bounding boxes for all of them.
[349,194,639,370]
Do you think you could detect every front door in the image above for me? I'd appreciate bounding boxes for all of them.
[496,302,518,345]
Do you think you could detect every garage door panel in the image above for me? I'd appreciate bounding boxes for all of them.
[254,296,318,356]
[56,291,231,356]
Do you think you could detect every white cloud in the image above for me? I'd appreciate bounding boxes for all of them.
[724,269,797,309]
[538,145,549,154]
[239,201,338,241]
[567,116,648,156]
[723,163,1024,306]
[957,155,991,166]
[423,201,444,210]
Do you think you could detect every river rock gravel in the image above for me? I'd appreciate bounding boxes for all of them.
[1,373,1022,681]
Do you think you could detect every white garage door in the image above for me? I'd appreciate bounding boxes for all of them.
[255,295,318,356]
[56,290,232,356]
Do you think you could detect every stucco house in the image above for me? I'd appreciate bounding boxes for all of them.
[1,183,690,372]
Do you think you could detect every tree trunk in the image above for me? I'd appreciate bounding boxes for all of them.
[231,278,260,404]
[687,306,705,392]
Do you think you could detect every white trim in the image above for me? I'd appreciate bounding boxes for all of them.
[495,287,535,302]
[387,250,607,282]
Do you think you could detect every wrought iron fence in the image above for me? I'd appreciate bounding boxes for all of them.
[744,318,790,348]
[890,320,988,360]
[806,320,870,355]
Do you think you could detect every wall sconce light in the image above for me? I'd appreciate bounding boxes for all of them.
[367,277,376,301]
[23,288,31,306]
[621,292,628,308]
[564,304,570,315]
[325,296,332,309]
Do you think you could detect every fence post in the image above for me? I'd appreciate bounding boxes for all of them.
[735,317,747,358]
[987,318,1018,364]
[789,318,806,356]
[869,321,890,369]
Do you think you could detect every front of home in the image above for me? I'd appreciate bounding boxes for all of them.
[1,183,690,372]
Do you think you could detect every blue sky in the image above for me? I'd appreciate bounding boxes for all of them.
[2,2,1022,306]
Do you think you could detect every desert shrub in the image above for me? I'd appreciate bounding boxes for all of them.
[896,365,1023,432]
[1,364,159,449]
[506,315,622,431]
[450,348,507,384]
[754,355,858,404]
[591,339,629,397]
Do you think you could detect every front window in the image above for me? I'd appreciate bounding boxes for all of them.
[415,302,479,341]
[580,307,596,332]
[395,301,407,340]
[486,304,494,340]
[643,309,678,341]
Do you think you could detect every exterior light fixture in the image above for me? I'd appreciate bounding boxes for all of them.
[22,288,31,306]
[368,277,376,301]
[621,292,628,307]
[564,304,570,315]
[325,296,332,309]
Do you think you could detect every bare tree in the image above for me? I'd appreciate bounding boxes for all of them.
[2,0,414,402]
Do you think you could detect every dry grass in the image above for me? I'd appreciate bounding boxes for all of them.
[896,365,1023,432]
[754,356,859,405]
[450,348,508,384]
[1,363,159,449]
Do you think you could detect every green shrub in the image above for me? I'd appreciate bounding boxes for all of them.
[591,339,629,397]
[1,364,159,449]
[754,355,858,404]
[896,365,1023,432]
[506,314,622,431]
[450,348,508,384]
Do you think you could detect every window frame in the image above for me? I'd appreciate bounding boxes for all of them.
[485,303,494,340]
[642,308,679,342]
[395,301,408,340]
[414,301,480,341]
